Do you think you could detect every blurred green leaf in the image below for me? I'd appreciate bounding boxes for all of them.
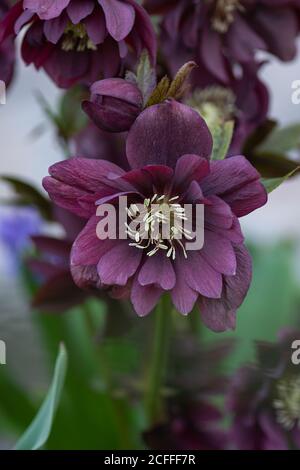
[257,124,300,155]
[0,176,52,220]
[136,51,156,105]
[37,86,87,143]
[262,168,299,193]
[211,121,234,161]
[0,371,36,435]
[14,344,68,450]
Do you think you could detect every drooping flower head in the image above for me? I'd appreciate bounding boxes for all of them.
[227,329,300,450]
[0,0,15,87]
[144,0,300,83]
[0,0,156,88]
[43,100,267,331]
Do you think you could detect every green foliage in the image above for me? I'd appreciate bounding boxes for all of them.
[15,344,68,450]
[257,124,300,155]
[211,121,234,161]
[0,176,52,220]
[135,51,157,105]
[146,62,196,107]
[37,86,87,144]
[262,167,299,193]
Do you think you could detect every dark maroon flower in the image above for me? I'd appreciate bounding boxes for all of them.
[82,77,143,132]
[227,329,300,450]
[0,0,15,86]
[72,121,129,170]
[144,400,227,450]
[144,0,300,83]
[187,61,269,154]
[0,0,156,88]
[43,100,267,331]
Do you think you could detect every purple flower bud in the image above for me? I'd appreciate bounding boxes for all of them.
[82,78,143,132]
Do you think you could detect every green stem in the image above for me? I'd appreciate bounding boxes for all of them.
[145,295,171,425]
[83,302,131,448]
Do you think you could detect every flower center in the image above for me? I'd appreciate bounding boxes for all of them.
[210,0,244,33]
[61,22,97,52]
[125,195,192,259]
[186,86,236,128]
[273,376,300,430]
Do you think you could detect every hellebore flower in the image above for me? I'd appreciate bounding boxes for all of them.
[227,329,300,450]
[0,0,156,88]
[82,77,143,132]
[0,0,15,87]
[43,100,267,331]
[187,62,269,154]
[144,0,300,83]
[144,400,227,450]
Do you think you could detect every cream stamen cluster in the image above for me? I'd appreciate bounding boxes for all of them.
[125,195,192,259]
[62,23,96,52]
[273,376,300,430]
[211,0,244,34]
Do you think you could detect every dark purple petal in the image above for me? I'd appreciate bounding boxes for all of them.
[131,276,162,316]
[199,244,252,332]
[171,254,198,315]
[173,154,210,190]
[201,156,267,217]
[98,0,135,41]
[47,157,125,192]
[43,176,94,218]
[90,77,143,106]
[254,6,298,61]
[126,100,213,169]
[67,0,94,24]
[97,241,142,286]
[138,255,176,290]
[201,230,237,276]
[43,14,68,43]
[183,251,223,299]
[24,0,71,20]
[71,215,114,266]
[199,24,230,84]
[84,8,107,44]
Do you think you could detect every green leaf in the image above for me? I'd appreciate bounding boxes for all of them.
[262,167,299,193]
[0,176,52,220]
[146,62,196,107]
[257,124,300,155]
[211,121,234,160]
[167,61,196,100]
[136,51,156,105]
[146,76,170,107]
[14,344,68,450]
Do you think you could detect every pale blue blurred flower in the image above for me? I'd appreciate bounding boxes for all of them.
[0,206,42,275]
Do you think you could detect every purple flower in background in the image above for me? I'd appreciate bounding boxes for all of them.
[227,329,300,450]
[0,206,42,274]
[43,100,267,331]
[187,62,269,154]
[0,0,15,87]
[144,0,300,83]
[0,0,156,88]
[72,122,129,170]
[144,400,227,450]
[82,78,143,132]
